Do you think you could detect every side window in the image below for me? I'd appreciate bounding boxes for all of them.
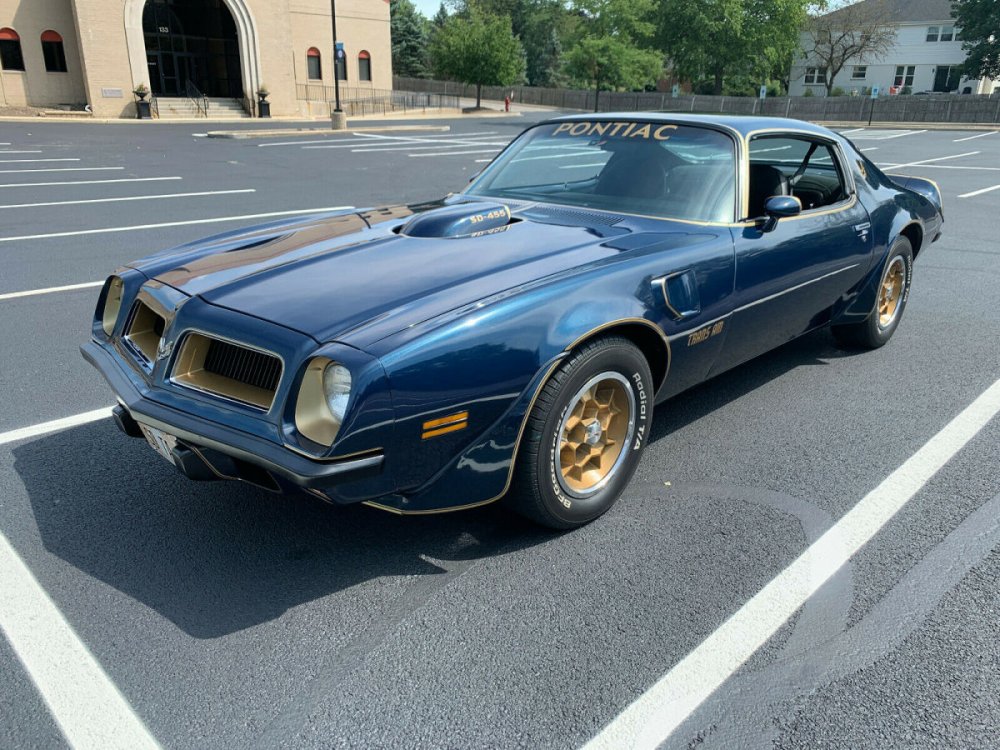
[748,136,851,217]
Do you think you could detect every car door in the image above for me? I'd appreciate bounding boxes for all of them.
[711,134,873,374]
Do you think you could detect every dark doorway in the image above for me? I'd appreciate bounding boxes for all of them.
[933,65,960,93]
[143,0,242,98]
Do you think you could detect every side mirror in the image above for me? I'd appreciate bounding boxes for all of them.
[761,195,801,232]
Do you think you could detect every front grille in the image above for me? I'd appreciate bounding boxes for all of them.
[124,300,166,365]
[203,339,282,393]
[172,333,282,411]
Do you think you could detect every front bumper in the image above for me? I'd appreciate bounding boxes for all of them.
[81,341,383,493]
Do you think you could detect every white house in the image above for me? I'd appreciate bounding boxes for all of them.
[789,0,997,97]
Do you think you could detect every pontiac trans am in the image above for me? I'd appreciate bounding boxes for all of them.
[83,114,943,529]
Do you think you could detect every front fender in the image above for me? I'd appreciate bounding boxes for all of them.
[372,267,673,514]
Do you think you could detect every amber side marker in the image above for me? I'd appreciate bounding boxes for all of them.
[422,411,468,439]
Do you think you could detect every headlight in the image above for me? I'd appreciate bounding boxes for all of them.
[294,358,352,446]
[323,363,352,423]
[101,276,124,336]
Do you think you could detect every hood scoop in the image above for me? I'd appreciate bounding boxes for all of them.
[400,202,514,238]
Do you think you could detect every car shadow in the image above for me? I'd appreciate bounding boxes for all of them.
[649,327,860,442]
[11,425,551,639]
[12,328,855,639]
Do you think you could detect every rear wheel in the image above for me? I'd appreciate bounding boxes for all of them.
[833,236,913,349]
[508,336,653,529]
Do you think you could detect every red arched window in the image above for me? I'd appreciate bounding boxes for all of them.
[41,30,67,73]
[358,50,372,82]
[306,47,321,81]
[0,28,25,71]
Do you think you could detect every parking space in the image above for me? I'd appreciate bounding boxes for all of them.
[1,117,998,749]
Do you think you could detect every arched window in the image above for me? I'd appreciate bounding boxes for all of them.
[0,28,25,71]
[306,47,322,81]
[358,50,372,82]
[41,30,67,73]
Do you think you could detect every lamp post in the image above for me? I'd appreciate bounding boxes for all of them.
[330,0,346,129]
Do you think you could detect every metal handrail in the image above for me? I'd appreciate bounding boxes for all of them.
[149,94,159,119]
[184,79,209,117]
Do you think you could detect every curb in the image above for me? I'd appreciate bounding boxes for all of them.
[206,124,452,139]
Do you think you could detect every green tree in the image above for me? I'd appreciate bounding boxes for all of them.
[448,0,571,86]
[432,2,450,29]
[391,0,430,78]
[952,0,1000,79]
[565,36,663,108]
[563,0,662,107]
[430,10,526,107]
[658,0,811,95]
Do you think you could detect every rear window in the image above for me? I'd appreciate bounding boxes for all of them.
[467,121,738,223]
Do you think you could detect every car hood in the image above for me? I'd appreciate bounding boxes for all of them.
[148,203,720,347]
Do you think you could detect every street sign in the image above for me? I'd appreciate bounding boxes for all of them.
[759,84,767,100]
[871,86,880,98]
[671,84,680,98]
[335,41,345,60]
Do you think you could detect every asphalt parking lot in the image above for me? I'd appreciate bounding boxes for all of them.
[0,114,998,750]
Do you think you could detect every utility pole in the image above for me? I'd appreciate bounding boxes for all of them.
[330,0,346,129]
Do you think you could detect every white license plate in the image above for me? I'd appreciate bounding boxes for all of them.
[138,423,178,465]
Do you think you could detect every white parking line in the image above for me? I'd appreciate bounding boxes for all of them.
[880,150,980,170]
[959,184,1000,199]
[0,280,102,301]
[0,176,182,189]
[861,147,879,152]
[581,378,1000,750]
[1,529,161,750]
[351,141,509,153]
[0,167,124,175]
[0,158,80,163]
[838,128,865,135]
[0,206,353,243]
[879,129,927,139]
[0,150,43,154]
[0,407,112,446]
[0,188,255,210]
[255,128,466,148]
[409,149,502,158]
[954,131,997,142]
[303,133,503,151]
[892,164,1000,172]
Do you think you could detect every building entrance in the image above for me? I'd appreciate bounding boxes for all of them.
[143,0,242,98]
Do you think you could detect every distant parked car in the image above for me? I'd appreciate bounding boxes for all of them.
[84,114,943,529]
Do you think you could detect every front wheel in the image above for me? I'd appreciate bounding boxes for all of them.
[508,336,653,530]
[833,236,913,349]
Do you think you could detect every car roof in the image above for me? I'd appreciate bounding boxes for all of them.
[545,112,836,140]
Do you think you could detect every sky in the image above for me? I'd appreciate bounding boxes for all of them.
[412,0,445,17]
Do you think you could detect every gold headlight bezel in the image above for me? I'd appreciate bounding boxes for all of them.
[101,276,125,336]
[295,357,351,446]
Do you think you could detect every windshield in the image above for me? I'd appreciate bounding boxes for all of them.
[466,120,737,224]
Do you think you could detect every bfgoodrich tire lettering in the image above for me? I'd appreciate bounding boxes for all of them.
[508,335,653,529]
[833,236,913,350]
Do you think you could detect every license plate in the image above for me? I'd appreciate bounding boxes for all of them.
[139,423,178,465]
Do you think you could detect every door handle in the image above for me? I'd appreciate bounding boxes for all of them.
[654,271,701,321]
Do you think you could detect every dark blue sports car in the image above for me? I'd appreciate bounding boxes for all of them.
[83,114,943,529]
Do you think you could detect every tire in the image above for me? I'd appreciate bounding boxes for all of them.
[508,336,653,530]
[833,236,913,349]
